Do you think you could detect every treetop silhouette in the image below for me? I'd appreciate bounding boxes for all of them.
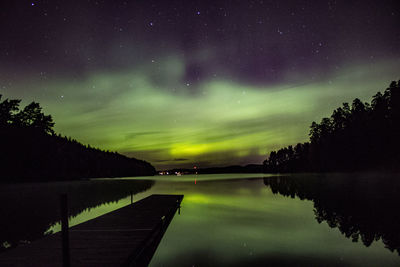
[264,80,400,172]
[0,95,54,134]
[0,95,155,181]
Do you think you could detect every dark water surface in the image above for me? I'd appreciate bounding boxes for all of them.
[1,173,399,266]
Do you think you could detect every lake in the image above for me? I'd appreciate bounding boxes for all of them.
[1,173,399,266]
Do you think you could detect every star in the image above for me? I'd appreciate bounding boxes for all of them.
[1,0,399,170]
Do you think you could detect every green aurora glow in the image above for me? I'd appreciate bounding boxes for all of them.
[2,59,399,169]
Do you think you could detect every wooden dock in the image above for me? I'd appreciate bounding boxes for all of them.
[0,194,184,267]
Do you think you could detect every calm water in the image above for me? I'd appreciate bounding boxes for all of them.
[1,173,399,266]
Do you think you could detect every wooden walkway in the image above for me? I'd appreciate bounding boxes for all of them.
[0,194,184,267]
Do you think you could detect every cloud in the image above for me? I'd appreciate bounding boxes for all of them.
[125,131,164,140]
[3,59,400,169]
[173,158,189,161]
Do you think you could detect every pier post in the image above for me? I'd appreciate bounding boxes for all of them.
[60,194,70,267]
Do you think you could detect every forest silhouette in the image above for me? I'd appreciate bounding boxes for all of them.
[264,174,400,255]
[0,96,155,181]
[263,80,400,173]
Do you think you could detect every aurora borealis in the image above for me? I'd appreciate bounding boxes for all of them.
[1,1,399,169]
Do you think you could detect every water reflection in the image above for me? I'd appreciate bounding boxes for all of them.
[149,175,400,267]
[2,173,400,266]
[0,179,154,251]
[264,173,400,255]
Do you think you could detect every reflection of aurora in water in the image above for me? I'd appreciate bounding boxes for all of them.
[148,174,400,266]
[2,174,399,266]
[264,174,400,255]
[0,179,154,252]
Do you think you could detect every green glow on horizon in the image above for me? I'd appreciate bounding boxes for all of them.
[3,58,399,169]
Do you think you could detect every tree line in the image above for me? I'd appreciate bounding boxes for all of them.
[263,80,400,172]
[0,95,155,182]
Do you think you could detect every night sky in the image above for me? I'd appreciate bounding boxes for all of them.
[1,0,399,169]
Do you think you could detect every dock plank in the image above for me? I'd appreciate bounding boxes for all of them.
[0,194,183,267]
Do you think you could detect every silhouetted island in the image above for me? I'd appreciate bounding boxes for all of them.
[263,80,400,173]
[0,95,155,182]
